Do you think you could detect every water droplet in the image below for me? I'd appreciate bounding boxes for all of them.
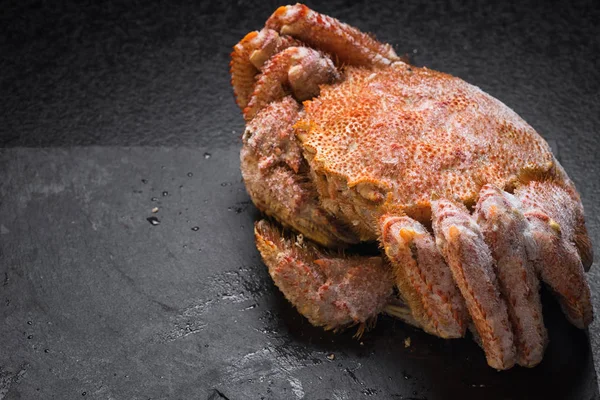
[141,179,148,184]
[27,321,32,325]
[82,392,87,396]
[151,197,158,202]
[27,335,33,339]
[147,217,160,226]
[403,371,411,380]
[204,153,211,159]
[162,191,168,196]
[191,226,199,231]
[220,182,228,187]
[183,245,187,249]
[44,349,50,353]
[187,172,193,177]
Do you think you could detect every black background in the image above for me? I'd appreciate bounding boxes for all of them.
[1,0,599,399]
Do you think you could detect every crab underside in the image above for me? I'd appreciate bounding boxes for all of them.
[230,4,594,370]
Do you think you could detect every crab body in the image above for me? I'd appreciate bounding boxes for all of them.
[231,4,593,370]
[296,64,555,239]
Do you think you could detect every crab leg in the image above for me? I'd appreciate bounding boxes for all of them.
[266,4,399,67]
[432,198,516,370]
[255,219,394,331]
[231,4,401,118]
[243,46,339,121]
[230,28,302,109]
[475,185,547,367]
[380,215,468,338]
[515,181,593,328]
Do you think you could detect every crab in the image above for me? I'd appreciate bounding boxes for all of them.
[230,4,594,370]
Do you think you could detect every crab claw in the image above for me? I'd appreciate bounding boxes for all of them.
[254,219,394,331]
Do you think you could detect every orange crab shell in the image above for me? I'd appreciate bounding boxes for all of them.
[296,64,556,234]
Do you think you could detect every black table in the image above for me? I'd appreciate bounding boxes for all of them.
[1,1,599,399]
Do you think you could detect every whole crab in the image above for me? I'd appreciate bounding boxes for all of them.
[230,4,593,370]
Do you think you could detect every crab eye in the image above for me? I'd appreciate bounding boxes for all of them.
[356,181,388,203]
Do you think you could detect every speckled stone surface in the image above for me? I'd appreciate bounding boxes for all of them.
[1,0,599,398]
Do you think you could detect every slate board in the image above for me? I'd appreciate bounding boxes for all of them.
[1,0,599,399]
[0,147,597,399]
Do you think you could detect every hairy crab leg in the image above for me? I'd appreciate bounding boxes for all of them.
[432,198,516,370]
[254,219,394,331]
[265,4,399,67]
[380,215,468,338]
[515,181,593,328]
[231,4,402,119]
[241,96,358,247]
[475,185,547,367]
[243,46,339,121]
[230,28,301,109]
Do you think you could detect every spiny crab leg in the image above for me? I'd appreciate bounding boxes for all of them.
[254,219,394,332]
[515,181,593,328]
[243,47,339,121]
[380,215,468,339]
[475,185,547,367]
[427,181,592,369]
[265,4,399,67]
[231,4,402,120]
[253,181,593,369]
[432,198,516,370]
[230,28,301,109]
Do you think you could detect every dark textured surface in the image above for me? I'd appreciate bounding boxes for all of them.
[1,0,599,399]
[0,147,598,400]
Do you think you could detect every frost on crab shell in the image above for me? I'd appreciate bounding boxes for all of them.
[231,4,594,370]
